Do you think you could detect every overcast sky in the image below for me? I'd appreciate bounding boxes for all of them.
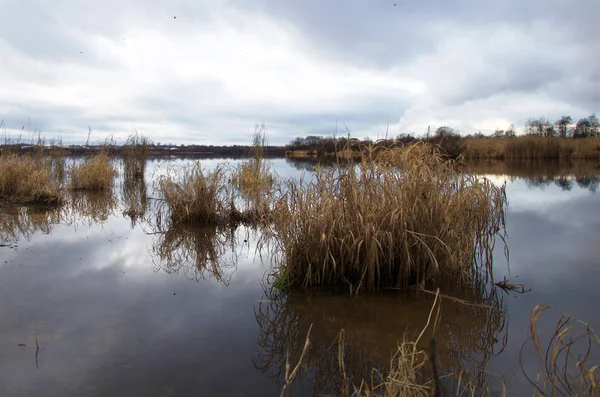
[1,0,598,145]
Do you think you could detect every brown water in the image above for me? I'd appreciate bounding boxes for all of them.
[1,158,599,396]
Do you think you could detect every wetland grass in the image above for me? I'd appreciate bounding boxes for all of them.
[121,134,150,226]
[68,151,117,191]
[0,154,62,205]
[121,133,149,180]
[266,143,507,292]
[155,162,256,225]
[233,124,276,221]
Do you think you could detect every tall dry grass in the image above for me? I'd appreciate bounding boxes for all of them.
[265,143,507,292]
[121,133,149,179]
[155,162,235,224]
[121,134,149,226]
[68,152,117,191]
[0,154,62,204]
[464,136,600,160]
[233,124,276,221]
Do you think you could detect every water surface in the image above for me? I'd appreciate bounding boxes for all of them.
[1,158,599,396]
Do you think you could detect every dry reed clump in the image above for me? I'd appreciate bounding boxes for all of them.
[234,159,275,198]
[0,154,62,204]
[68,152,118,191]
[266,143,507,292]
[121,133,149,179]
[232,159,276,222]
[156,162,236,224]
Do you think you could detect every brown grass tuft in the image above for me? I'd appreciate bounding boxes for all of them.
[68,152,118,191]
[265,143,507,292]
[121,133,149,180]
[155,162,235,224]
[0,154,62,204]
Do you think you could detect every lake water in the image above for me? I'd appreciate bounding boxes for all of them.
[1,158,599,396]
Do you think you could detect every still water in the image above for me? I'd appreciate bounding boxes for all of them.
[1,158,599,396]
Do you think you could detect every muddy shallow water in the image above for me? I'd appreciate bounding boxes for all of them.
[1,158,599,396]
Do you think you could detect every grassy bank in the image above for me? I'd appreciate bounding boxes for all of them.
[266,143,507,292]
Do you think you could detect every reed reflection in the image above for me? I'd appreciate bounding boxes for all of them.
[150,223,243,284]
[0,188,118,244]
[467,160,600,192]
[253,286,507,395]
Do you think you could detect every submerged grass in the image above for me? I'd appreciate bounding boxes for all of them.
[266,143,507,292]
[272,289,598,397]
[68,151,117,191]
[258,283,507,397]
[522,305,600,396]
[0,154,62,205]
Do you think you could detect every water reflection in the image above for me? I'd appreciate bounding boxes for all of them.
[0,190,118,244]
[120,164,149,228]
[0,205,63,244]
[254,285,507,395]
[467,160,600,192]
[69,190,118,224]
[150,223,241,284]
[2,157,599,396]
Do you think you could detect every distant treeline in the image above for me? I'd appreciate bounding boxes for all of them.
[0,142,287,158]
[285,113,600,160]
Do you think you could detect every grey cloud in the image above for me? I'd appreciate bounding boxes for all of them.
[1,0,599,143]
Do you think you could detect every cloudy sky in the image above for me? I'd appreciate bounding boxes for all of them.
[1,0,598,145]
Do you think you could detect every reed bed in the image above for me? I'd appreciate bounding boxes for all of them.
[265,143,507,292]
[68,152,117,191]
[0,154,62,205]
[464,136,600,160]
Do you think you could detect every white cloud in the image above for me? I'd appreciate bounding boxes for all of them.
[0,0,598,144]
